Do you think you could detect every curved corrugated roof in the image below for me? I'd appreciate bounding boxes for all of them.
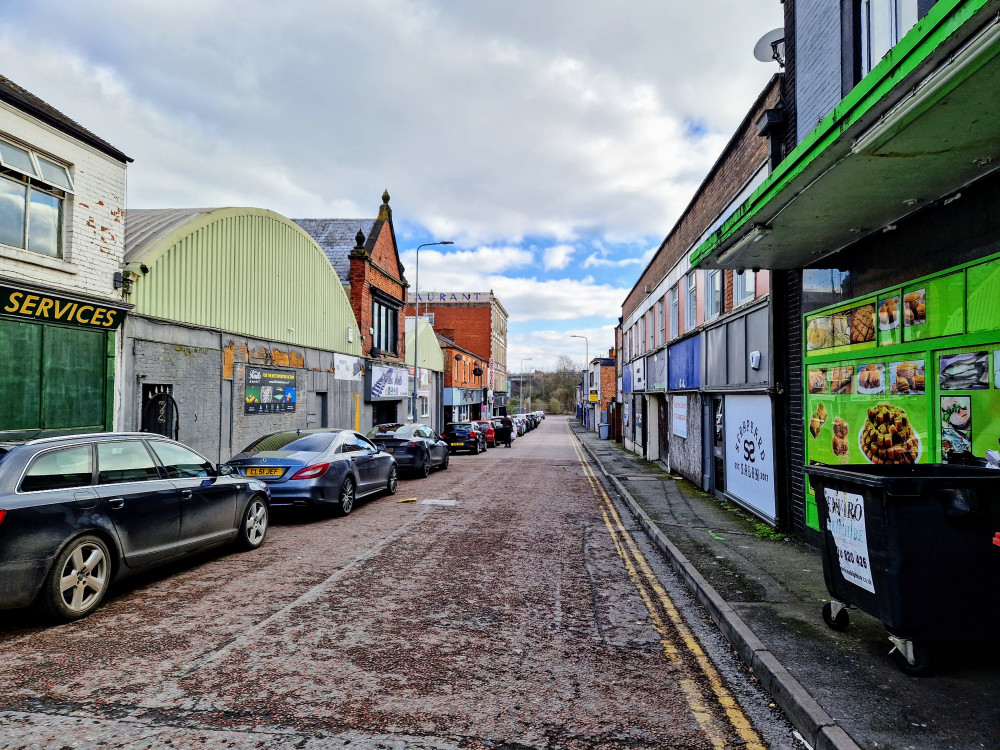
[125,209,213,262]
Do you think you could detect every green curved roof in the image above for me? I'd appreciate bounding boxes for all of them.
[125,208,361,354]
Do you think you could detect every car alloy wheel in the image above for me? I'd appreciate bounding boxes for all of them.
[340,477,356,516]
[237,496,268,550]
[386,465,398,495]
[44,535,111,621]
[420,453,431,478]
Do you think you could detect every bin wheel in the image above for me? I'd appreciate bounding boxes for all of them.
[889,638,932,677]
[822,602,850,632]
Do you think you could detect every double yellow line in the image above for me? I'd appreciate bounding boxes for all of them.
[569,433,765,750]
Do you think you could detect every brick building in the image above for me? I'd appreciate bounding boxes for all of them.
[0,74,131,439]
[295,191,411,425]
[405,291,509,416]
[619,75,786,526]
[435,333,489,422]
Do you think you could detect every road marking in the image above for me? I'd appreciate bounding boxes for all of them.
[569,430,765,750]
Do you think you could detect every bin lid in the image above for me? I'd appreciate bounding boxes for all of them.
[806,463,1000,491]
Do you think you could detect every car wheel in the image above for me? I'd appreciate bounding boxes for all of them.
[419,452,431,478]
[386,465,398,495]
[236,495,268,550]
[42,535,112,621]
[441,452,450,470]
[339,476,356,516]
[472,441,481,455]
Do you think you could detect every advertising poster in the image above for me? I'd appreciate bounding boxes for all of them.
[334,354,365,381]
[368,364,408,400]
[825,488,875,594]
[245,367,297,415]
[724,395,776,521]
[941,396,972,455]
[672,395,688,438]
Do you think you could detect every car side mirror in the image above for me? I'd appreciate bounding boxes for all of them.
[217,464,234,477]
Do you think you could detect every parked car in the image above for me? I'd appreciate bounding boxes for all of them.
[0,432,270,621]
[226,429,396,515]
[474,420,496,448]
[511,415,527,436]
[367,423,449,477]
[442,422,486,454]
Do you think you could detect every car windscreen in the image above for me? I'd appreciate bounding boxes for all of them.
[240,431,338,456]
[368,423,415,439]
[447,424,472,434]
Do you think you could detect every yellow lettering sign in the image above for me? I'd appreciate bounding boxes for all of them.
[19,295,39,315]
[4,292,22,313]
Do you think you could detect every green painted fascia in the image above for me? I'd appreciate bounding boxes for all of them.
[690,0,993,268]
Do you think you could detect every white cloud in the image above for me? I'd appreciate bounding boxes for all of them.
[543,244,574,270]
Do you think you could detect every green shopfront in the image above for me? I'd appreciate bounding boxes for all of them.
[0,282,126,440]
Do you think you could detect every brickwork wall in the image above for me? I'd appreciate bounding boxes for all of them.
[439,342,488,391]
[405,302,493,361]
[348,220,407,362]
[622,78,780,320]
[0,102,127,302]
[795,0,843,142]
[599,364,616,415]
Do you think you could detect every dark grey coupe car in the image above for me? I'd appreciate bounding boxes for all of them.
[0,433,270,621]
[366,423,449,477]
[226,429,397,514]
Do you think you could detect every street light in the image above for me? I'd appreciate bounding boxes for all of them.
[520,358,531,413]
[411,241,453,423]
[570,334,589,420]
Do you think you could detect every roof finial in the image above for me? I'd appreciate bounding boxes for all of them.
[355,228,366,249]
[382,189,390,205]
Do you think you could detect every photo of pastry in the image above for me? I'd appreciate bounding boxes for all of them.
[889,360,925,395]
[808,401,829,438]
[849,304,876,344]
[856,363,885,395]
[859,403,920,464]
[807,317,831,351]
[808,368,828,394]
[903,289,926,327]
[830,366,854,395]
[940,352,989,390]
[832,417,849,459]
[940,396,972,457]
[831,314,851,347]
[878,295,900,331]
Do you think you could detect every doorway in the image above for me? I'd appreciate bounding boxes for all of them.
[373,401,397,425]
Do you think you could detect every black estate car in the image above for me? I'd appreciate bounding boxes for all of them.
[0,433,270,621]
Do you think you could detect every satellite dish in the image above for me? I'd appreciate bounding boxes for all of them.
[753,27,785,66]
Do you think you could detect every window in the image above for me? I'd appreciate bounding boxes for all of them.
[657,299,665,347]
[97,441,161,485]
[708,270,722,318]
[735,271,755,305]
[372,296,398,354]
[0,138,72,259]
[686,273,697,330]
[860,0,919,75]
[669,286,679,339]
[20,445,92,492]
[148,441,214,478]
[637,317,646,355]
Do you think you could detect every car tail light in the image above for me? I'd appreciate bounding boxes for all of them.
[290,463,331,480]
[0,509,5,527]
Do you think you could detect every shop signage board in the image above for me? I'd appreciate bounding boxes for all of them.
[245,367,297,414]
[802,252,1000,530]
[367,364,408,401]
[672,395,688,438]
[334,354,364,381]
[724,394,776,521]
[631,359,645,392]
[646,351,667,391]
[668,335,702,390]
[1,285,126,331]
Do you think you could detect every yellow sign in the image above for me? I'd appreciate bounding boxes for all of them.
[589,394,599,402]
[1,286,124,330]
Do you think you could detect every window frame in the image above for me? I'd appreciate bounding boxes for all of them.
[708,270,722,319]
[685,273,697,331]
[860,0,919,76]
[371,293,400,355]
[735,270,756,306]
[669,286,679,340]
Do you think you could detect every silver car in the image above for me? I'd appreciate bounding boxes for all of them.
[226,429,397,515]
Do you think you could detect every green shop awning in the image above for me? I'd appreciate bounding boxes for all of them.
[691,0,1000,271]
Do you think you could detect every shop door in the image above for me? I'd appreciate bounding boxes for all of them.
[141,384,178,439]
[658,397,669,460]
[712,396,726,497]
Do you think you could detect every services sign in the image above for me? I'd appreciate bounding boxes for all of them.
[1,285,126,331]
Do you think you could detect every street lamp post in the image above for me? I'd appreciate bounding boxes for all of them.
[570,334,589,423]
[519,358,531,413]
[411,241,453,423]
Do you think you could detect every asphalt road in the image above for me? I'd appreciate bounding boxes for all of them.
[0,416,802,749]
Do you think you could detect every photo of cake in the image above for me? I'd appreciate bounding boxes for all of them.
[890,360,925,395]
[856,363,885,394]
[809,402,828,438]
[878,295,900,331]
[807,317,831,351]
[832,417,849,458]
[903,289,926,327]
[808,368,828,394]
[850,304,876,344]
[830,366,854,395]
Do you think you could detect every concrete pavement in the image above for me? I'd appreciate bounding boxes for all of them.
[571,420,1000,750]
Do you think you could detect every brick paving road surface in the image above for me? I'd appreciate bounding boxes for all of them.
[0,417,784,749]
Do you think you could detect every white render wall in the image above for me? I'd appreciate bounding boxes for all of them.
[0,99,128,303]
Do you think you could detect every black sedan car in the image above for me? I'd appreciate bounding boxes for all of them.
[226,429,396,514]
[366,423,449,477]
[442,422,486,454]
[0,433,270,621]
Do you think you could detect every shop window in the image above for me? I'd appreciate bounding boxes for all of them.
[372,296,399,354]
[685,272,698,331]
[735,270,755,305]
[860,0,919,76]
[708,270,722,319]
[669,286,679,340]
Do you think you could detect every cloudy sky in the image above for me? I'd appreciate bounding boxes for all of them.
[2,1,782,371]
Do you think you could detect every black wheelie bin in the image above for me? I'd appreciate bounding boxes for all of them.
[805,463,1000,676]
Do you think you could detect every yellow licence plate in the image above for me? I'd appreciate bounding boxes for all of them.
[246,467,283,477]
[450,442,464,447]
